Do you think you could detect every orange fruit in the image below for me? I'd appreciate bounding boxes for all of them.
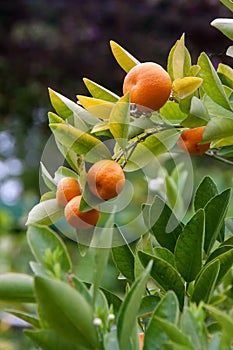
[177,126,210,155]
[56,177,82,207]
[87,160,125,200]
[123,62,172,112]
[64,195,100,230]
[138,333,144,350]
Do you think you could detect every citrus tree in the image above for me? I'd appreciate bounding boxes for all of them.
[0,0,233,349]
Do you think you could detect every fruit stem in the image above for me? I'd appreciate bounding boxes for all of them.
[206,149,233,166]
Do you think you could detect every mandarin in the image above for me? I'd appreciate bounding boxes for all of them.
[123,62,172,112]
[56,177,82,207]
[138,333,144,350]
[177,126,210,155]
[64,195,100,230]
[87,160,125,200]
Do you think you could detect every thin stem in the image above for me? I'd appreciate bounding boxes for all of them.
[206,150,233,165]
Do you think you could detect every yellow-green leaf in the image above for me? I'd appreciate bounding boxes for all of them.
[77,95,115,119]
[26,199,64,226]
[50,123,111,162]
[83,78,119,102]
[167,34,191,81]
[110,40,140,73]
[173,77,203,99]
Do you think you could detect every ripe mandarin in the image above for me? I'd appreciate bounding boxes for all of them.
[177,126,210,155]
[123,62,172,112]
[56,177,82,207]
[138,333,144,350]
[87,160,125,200]
[64,195,100,230]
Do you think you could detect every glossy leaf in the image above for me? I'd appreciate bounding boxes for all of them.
[110,40,140,73]
[227,45,233,58]
[153,317,195,349]
[0,273,35,303]
[197,52,232,110]
[219,0,233,11]
[182,96,209,128]
[143,291,179,350]
[124,129,180,171]
[109,93,130,149]
[49,123,111,162]
[175,209,204,282]
[154,247,175,266]
[204,189,231,254]
[202,117,233,147]
[100,287,122,313]
[206,247,233,285]
[34,276,99,348]
[83,78,119,102]
[27,225,72,276]
[7,309,40,328]
[138,251,185,308]
[24,329,85,350]
[40,162,57,191]
[117,261,152,350]
[167,34,191,81]
[173,77,203,99]
[194,176,218,211]
[148,196,183,252]
[211,18,233,41]
[160,101,187,124]
[203,94,233,119]
[49,88,98,126]
[191,259,220,304]
[218,63,233,89]
[112,226,135,281]
[48,111,65,124]
[137,295,160,318]
[77,95,115,119]
[26,199,64,226]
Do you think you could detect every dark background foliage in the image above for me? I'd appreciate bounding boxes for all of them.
[0,0,232,210]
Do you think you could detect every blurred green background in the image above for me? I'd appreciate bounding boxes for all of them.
[0,0,233,348]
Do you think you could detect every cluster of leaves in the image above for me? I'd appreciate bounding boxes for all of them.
[0,175,233,349]
[0,0,233,349]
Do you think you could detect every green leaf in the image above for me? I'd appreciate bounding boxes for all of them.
[205,247,233,285]
[138,251,185,308]
[148,196,183,252]
[49,88,98,126]
[197,52,232,110]
[219,0,233,11]
[77,95,115,119]
[110,40,140,73]
[154,247,175,266]
[204,189,231,254]
[104,329,120,350]
[49,123,111,162]
[173,77,203,99]
[137,295,160,318]
[0,273,35,303]
[153,317,195,349]
[109,93,130,149]
[205,304,233,335]
[191,259,220,304]
[117,260,152,350]
[34,276,99,348]
[175,209,204,282]
[143,291,179,350]
[227,45,233,58]
[27,225,72,277]
[124,129,180,172]
[48,111,66,124]
[40,162,57,192]
[203,94,233,119]
[211,18,233,40]
[218,63,233,89]
[6,309,40,328]
[54,166,79,182]
[194,176,218,211]
[181,96,210,128]
[112,226,135,281]
[24,329,86,350]
[167,34,191,81]
[26,199,64,226]
[160,101,187,124]
[202,117,233,147]
[100,287,122,313]
[83,78,119,102]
